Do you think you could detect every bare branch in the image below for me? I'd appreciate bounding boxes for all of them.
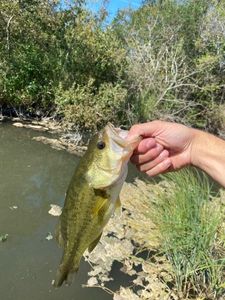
[6,15,14,53]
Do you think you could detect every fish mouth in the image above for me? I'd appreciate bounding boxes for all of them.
[89,123,142,189]
[98,123,141,173]
[105,123,141,151]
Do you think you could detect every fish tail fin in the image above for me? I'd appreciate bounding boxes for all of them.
[53,262,79,287]
[65,271,76,286]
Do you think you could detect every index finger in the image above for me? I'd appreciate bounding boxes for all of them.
[133,138,156,154]
[127,121,160,140]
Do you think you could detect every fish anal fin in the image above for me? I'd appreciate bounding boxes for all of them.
[88,232,102,253]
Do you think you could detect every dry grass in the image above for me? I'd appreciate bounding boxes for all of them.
[84,172,225,300]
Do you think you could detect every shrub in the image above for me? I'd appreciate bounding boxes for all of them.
[55,79,128,131]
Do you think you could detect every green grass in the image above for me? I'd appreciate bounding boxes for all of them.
[152,169,225,299]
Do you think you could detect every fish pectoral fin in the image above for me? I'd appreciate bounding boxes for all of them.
[114,197,122,216]
[88,232,102,253]
[92,197,109,217]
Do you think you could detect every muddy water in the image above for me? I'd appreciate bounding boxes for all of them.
[0,124,112,300]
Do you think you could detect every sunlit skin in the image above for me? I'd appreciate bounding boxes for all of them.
[127,120,225,188]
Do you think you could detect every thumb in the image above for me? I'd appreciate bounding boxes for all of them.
[127,121,162,139]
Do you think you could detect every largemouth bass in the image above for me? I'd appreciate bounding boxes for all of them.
[53,123,141,287]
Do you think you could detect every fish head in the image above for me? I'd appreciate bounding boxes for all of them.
[85,123,141,189]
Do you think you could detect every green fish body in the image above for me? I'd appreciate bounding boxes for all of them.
[53,123,140,287]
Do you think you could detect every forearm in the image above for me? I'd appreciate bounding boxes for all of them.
[191,129,225,187]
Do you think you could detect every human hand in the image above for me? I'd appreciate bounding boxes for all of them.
[127,121,195,177]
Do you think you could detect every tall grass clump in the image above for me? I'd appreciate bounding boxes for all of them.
[153,169,225,298]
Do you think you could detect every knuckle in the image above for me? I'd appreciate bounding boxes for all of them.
[129,124,139,133]
[151,120,162,127]
[146,170,155,177]
[148,148,159,159]
[158,149,169,160]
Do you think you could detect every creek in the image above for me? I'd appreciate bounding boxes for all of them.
[0,124,115,300]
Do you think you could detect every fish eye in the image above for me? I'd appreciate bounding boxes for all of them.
[97,141,105,150]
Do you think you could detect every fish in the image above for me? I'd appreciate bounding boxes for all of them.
[53,123,141,287]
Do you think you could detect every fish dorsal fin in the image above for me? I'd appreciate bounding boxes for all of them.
[88,232,102,253]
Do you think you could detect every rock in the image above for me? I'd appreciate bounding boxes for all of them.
[12,117,22,122]
[26,124,48,131]
[33,136,85,155]
[46,232,53,241]
[12,118,86,155]
[12,122,49,131]
[13,122,24,127]
[48,204,62,216]
[0,116,11,122]
[87,277,98,287]
[9,205,18,210]
[33,136,66,151]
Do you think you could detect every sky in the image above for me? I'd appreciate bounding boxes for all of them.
[86,0,142,20]
[59,1,143,21]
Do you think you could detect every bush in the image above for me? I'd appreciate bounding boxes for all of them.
[113,0,225,133]
[55,79,128,131]
[1,0,225,133]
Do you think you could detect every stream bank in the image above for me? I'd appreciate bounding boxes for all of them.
[1,119,224,300]
[1,117,87,156]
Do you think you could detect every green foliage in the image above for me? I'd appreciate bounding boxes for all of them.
[0,0,62,108]
[0,0,129,127]
[0,0,225,132]
[55,79,127,130]
[153,169,225,298]
[113,0,225,132]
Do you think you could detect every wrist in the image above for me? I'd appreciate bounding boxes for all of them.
[190,129,207,168]
[190,128,225,187]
